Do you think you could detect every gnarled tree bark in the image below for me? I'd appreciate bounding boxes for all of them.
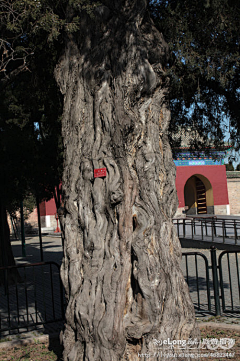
[55,1,199,360]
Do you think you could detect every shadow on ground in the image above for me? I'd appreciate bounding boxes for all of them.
[48,335,63,361]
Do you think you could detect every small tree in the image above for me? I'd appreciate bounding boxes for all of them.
[225,162,235,171]
[0,27,63,275]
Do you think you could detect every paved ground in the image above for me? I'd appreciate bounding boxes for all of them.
[12,234,63,266]
[1,231,240,342]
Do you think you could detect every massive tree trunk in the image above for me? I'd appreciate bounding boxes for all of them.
[55,1,199,360]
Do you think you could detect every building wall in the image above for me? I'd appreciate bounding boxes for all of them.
[175,165,229,216]
[41,166,232,222]
[26,208,38,228]
[39,186,62,230]
[227,175,240,215]
[21,168,239,231]
[40,198,59,230]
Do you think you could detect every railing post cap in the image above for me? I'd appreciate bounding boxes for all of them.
[210,246,216,250]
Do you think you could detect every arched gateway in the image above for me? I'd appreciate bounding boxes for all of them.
[184,174,214,215]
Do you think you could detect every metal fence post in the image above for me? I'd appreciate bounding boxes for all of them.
[234,220,237,244]
[213,218,217,236]
[222,220,225,243]
[210,246,221,316]
[201,220,203,240]
[177,219,180,237]
[20,200,26,257]
[211,221,214,243]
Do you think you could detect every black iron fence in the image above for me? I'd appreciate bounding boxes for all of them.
[182,252,211,313]
[0,262,65,336]
[1,248,240,336]
[219,251,240,314]
[174,217,240,244]
[182,247,240,315]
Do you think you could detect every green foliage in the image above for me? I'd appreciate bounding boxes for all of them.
[0,0,103,90]
[150,0,240,150]
[22,194,36,220]
[0,88,36,208]
[0,13,63,213]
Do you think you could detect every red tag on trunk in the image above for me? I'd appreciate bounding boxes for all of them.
[94,168,107,178]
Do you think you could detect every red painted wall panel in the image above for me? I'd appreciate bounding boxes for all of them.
[176,165,229,207]
[39,198,57,216]
[45,198,57,215]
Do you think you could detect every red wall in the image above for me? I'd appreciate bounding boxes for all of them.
[176,165,229,208]
[40,166,229,216]
[39,202,46,216]
[45,198,57,215]
[40,185,62,217]
[40,198,57,216]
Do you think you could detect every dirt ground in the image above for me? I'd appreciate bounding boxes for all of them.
[0,328,239,360]
[199,328,240,360]
[0,338,63,361]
